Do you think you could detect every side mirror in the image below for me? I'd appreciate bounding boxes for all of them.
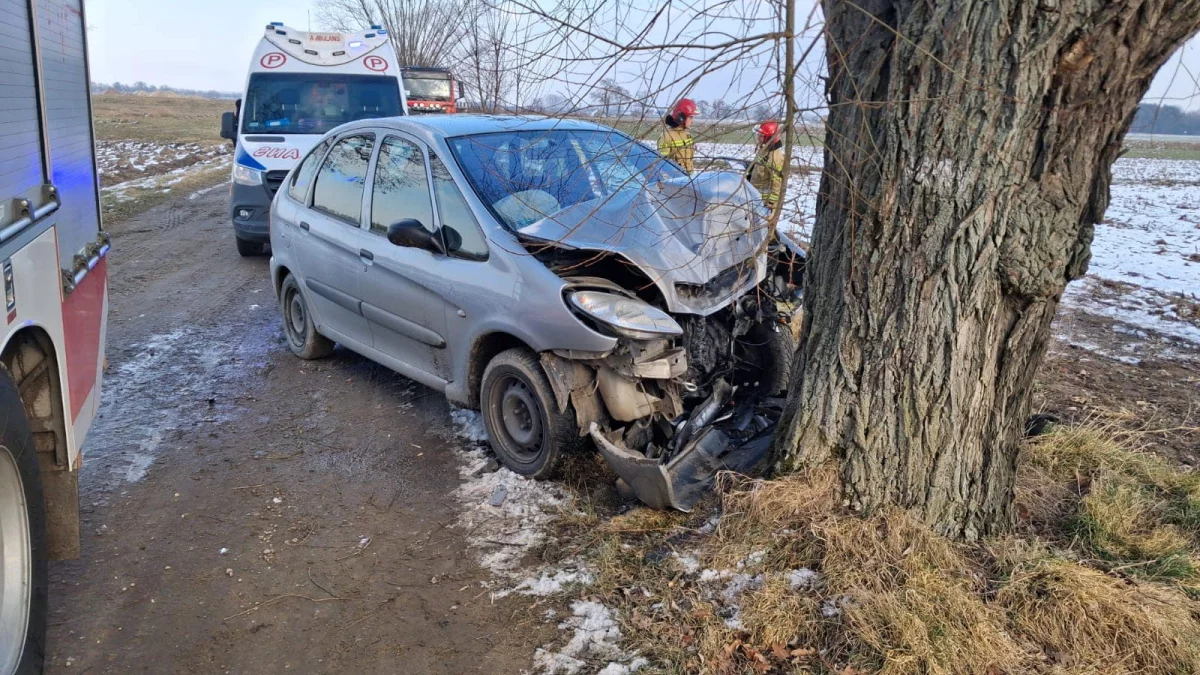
[387,219,445,254]
[220,111,237,140]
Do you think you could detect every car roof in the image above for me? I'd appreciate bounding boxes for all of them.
[338,114,617,139]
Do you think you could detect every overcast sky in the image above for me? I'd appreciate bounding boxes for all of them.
[87,0,1200,110]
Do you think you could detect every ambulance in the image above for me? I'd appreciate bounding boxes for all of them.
[220,24,408,256]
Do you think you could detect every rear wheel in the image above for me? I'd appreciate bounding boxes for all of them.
[0,366,47,675]
[279,274,334,360]
[236,237,265,257]
[481,349,576,479]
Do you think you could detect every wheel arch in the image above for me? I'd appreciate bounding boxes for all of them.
[0,325,80,560]
[465,331,533,409]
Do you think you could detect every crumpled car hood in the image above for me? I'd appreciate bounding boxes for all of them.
[516,171,769,315]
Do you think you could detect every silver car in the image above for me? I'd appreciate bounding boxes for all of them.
[269,115,802,510]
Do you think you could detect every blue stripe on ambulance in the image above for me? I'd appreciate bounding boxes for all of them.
[235,145,267,171]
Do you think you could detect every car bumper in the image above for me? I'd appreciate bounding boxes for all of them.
[231,182,273,243]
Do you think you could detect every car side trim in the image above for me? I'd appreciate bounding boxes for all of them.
[306,278,361,315]
[320,324,450,393]
[361,301,447,349]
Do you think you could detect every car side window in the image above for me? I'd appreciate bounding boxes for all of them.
[430,155,488,260]
[311,135,374,224]
[288,139,331,203]
[370,136,436,236]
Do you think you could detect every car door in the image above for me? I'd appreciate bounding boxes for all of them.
[294,133,376,348]
[358,134,453,381]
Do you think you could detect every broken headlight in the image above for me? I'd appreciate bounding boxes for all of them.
[568,291,683,340]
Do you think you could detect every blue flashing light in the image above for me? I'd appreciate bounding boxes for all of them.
[270,21,283,26]
[377,29,387,34]
[370,24,382,29]
[365,33,376,38]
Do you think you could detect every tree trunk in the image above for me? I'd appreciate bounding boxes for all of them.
[772,0,1200,539]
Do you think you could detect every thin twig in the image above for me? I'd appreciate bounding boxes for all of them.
[222,593,346,621]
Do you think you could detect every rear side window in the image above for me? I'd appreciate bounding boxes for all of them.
[430,155,488,260]
[288,139,331,203]
[370,136,436,235]
[311,135,374,224]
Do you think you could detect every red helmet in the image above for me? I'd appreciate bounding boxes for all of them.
[672,98,698,118]
[755,120,780,143]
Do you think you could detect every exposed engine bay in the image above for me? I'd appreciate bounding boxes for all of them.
[527,231,807,511]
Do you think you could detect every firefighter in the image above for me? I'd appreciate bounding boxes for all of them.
[747,119,785,210]
[658,98,698,174]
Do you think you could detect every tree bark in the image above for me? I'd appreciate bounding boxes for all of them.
[772,0,1200,539]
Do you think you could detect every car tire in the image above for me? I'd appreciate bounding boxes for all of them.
[737,319,796,396]
[0,366,48,675]
[481,348,577,479]
[236,237,265,257]
[279,274,334,360]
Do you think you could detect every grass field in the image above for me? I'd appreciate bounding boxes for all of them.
[92,91,233,144]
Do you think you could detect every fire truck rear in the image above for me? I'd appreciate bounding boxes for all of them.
[0,1,108,673]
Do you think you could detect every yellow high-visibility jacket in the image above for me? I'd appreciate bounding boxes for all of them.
[748,144,785,209]
[658,127,695,174]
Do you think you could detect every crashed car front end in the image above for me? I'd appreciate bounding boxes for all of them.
[520,171,803,511]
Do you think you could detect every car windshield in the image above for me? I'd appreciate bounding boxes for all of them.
[404,76,452,101]
[447,129,687,229]
[241,73,403,135]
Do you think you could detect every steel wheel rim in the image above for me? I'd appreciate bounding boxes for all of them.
[284,289,306,348]
[0,445,31,674]
[495,376,543,462]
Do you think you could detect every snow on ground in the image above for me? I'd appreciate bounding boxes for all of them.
[532,601,648,675]
[448,408,581,576]
[97,141,230,186]
[706,142,1200,354]
[447,409,644,673]
[102,155,231,203]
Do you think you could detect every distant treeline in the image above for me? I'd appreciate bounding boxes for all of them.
[1131,103,1200,135]
[91,81,238,100]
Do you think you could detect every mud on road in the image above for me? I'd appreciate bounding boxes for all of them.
[46,187,550,673]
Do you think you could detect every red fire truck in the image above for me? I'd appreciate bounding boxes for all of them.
[400,66,458,113]
[1,1,108,673]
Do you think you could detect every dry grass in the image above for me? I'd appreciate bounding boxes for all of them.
[92,92,233,143]
[1019,423,1200,584]
[561,422,1200,674]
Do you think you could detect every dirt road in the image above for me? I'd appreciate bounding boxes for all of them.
[45,186,547,673]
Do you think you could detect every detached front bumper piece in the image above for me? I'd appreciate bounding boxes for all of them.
[589,422,773,512]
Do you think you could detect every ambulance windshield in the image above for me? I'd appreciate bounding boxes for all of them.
[241,73,403,135]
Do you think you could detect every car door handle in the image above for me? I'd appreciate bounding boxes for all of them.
[359,249,374,261]
[299,221,310,231]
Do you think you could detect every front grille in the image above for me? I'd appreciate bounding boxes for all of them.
[265,170,289,197]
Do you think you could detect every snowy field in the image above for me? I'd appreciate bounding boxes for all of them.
[695,142,1200,354]
[97,140,230,187]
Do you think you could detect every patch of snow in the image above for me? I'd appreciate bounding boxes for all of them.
[597,659,649,675]
[788,568,821,590]
[736,550,767,569]
[495,566,595,598]
[672,552,700,575]
[533,601,642,675]
[449,407,489,443]
[452,446,572,574]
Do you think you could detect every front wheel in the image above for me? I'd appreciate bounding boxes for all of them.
[279,274,334,360]
[480,349,577,479]
[0,366,47,675]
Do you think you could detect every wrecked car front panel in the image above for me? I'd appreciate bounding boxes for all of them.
[516,172,769,316]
